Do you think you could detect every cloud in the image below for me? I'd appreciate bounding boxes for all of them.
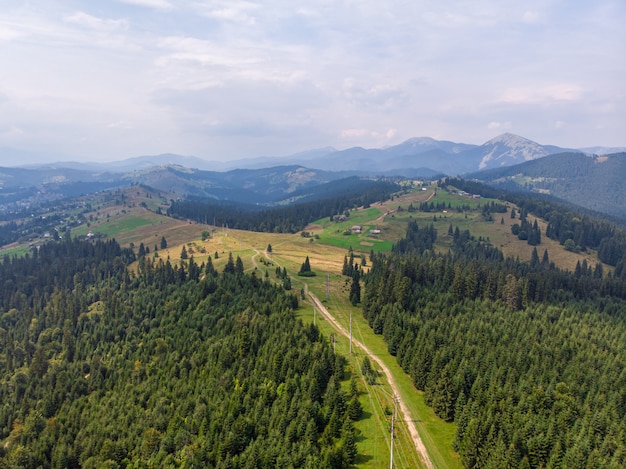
[499,84,583,104]
[153,36,270,91]
[0,1,623,159]
[0,125,26,139]
[64,12,129,32]
[0,26,22,42]
[521,10,542,24]
[342,80,409,111]
[194,1,259,25]
[340,129,368,139]
[106,121,135,130]
[116,0,173,10]
[487,121,512,130]
[339,128,397,143]
[156,36,259,68]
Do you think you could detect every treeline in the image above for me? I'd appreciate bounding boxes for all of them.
[0,221,20,246]
[1,236,135,312]
[392,220,436,255]
[168,177,399,233]
[362,222,626,468]
[0,237,361,468]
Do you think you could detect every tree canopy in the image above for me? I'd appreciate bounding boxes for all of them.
[0,237,359,468]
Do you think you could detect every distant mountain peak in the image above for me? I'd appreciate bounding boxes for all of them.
[479,133,549,170]
[404,136,439,145]
[485,133,536,145]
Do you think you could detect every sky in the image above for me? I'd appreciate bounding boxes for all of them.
[0,0,624,164]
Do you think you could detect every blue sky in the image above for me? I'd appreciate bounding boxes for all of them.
[0,0,624,163]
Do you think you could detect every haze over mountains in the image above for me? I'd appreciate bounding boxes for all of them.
[3,133,625,175]
[2,133,625,220]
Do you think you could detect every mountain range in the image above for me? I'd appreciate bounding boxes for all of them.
[2,133,625,220]
[6,133,625,175]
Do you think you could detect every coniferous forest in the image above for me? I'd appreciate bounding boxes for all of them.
[363,222,626,468]
[0,237,358,468]
[167,178,399,234]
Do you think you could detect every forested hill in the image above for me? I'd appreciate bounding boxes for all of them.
[445,178,626,272]
[363,222,626,468]
[0,238,360,468]
[168,177,399,233]
[469,152,626,219]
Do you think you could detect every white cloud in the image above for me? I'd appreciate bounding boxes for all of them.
[194,1,259,24]
[64,12,129,32]
[386,128,397,139]
[156,36,259,67]
[499,84,583,104]
[0,1,623,159]
[0,26,22,42]
[116,0,173,10]
[106,121,135,130]
[544,84,583,101]
[487,121,512,130]
[0,125,26,139]
[340,129,368,139]
[521,10,542,24]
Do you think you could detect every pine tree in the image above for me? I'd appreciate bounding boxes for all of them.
[341,418,358,464]
[223,253,235,274]
[300,256,311,273]
[235,256,244,275]
[206,256,216,277]
[349,270,361,305]
[531,247,540,267]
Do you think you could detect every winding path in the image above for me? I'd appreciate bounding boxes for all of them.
[307,291,435,469]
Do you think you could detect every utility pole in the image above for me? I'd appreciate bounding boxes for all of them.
[390,394,398,469]
[349,311,353,354]
[314,306,316,326]
[326,273,330,300]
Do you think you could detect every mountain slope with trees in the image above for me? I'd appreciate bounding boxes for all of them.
[167,177,399,233]
[469,152,626,219]
[0,237,359,468]
[360,218,626,468]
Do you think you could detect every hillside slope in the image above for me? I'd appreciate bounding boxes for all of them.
[470,152,626,219]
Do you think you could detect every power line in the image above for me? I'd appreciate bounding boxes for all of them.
[390,393,398,469]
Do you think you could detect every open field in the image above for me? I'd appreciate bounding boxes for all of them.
[302,184,606,272]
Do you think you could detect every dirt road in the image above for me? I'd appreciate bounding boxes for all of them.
[308,292,434,469]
